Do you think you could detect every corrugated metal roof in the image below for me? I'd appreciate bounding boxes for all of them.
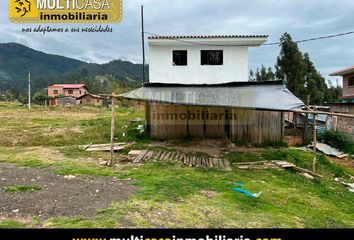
[144,80,283,87]
[148,35,268,39]
[120,82,304,111]
[77,94,105,100]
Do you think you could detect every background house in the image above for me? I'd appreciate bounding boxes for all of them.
[77,94,105,106]
[48,84,89,106]
[329,66,354,138]
[330,66,354,103]
[48,84,88,98]
[121,35,304,144]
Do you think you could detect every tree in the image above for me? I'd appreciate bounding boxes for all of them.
[33,91,48,105]
[275,32,306,98]
[249,65,275,82]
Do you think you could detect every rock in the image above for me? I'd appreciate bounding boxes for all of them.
[12,209,19,213]
[99,160,108,166]
[201,190,217,199]
[64,175,76,179]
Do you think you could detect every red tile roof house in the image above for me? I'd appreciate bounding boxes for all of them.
[48,84,88,106]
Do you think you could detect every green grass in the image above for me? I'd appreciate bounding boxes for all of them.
[4,185,42,193]
[0,220,25,228]
[46,161,354,228]
[0,101,354,228]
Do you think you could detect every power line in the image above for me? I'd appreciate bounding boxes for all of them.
[144,30,354,47]
[264,30,354,45]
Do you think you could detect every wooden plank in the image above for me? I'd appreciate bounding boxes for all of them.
[128,150,143,155]
[133,150,148,163]
[84,143,93,150]
[87,146,125,152]
[163,152,172,161]
[233,161,269,165]
[159,151,168,160]
[293,166,323,178]
[143,150,154,161]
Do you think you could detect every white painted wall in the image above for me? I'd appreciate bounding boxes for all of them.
[149,45,249,84]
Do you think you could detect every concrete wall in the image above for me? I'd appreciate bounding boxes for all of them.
[149,45,249,84]
[343,73,354,97]
[48,87,64,97]
[330,103,354,139]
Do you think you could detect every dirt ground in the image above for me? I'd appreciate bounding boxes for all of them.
[0,163,136,220]
[149,139,262,157]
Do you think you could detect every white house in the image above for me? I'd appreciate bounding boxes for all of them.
[148,35,268,84]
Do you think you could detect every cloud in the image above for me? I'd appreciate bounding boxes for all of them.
[1,0,353,83]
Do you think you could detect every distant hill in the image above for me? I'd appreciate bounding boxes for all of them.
[0,43,145,96]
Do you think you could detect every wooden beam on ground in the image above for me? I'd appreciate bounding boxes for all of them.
[293,165,323,178]
[292,109,354,118]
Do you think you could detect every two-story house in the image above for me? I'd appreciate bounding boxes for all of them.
[330,66,354,103]
[121,35,304,143]
[48,84,88,99]
[329,66,354,138]
[47,84,104,106]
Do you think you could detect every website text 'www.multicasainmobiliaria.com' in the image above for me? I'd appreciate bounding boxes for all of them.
[72,235,281,240]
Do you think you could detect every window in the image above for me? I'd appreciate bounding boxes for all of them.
[97,99,99,103]
[201,50,223,65]
[68,90,73,94]
[79,90,82,94]
[53,90,59,95]
[349,76,354,87]
[173,50,187,66]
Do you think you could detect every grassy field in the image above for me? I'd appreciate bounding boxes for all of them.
[0,101,353,228]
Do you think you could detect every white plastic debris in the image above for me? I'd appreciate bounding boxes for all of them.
[342,182,354,193]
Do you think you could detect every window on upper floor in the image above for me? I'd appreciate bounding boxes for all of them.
[68,90,74,94]
[53,90,59,95]
[173,50,187,66]
[201,50,223,65]
[349,76,354,87]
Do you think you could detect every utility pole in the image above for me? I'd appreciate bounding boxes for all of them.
[312,113,317,172]
[141,5,146,83]
[109,93,116,167]
[28,71,31,110]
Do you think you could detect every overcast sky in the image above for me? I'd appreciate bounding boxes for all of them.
[1,0,353,84]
